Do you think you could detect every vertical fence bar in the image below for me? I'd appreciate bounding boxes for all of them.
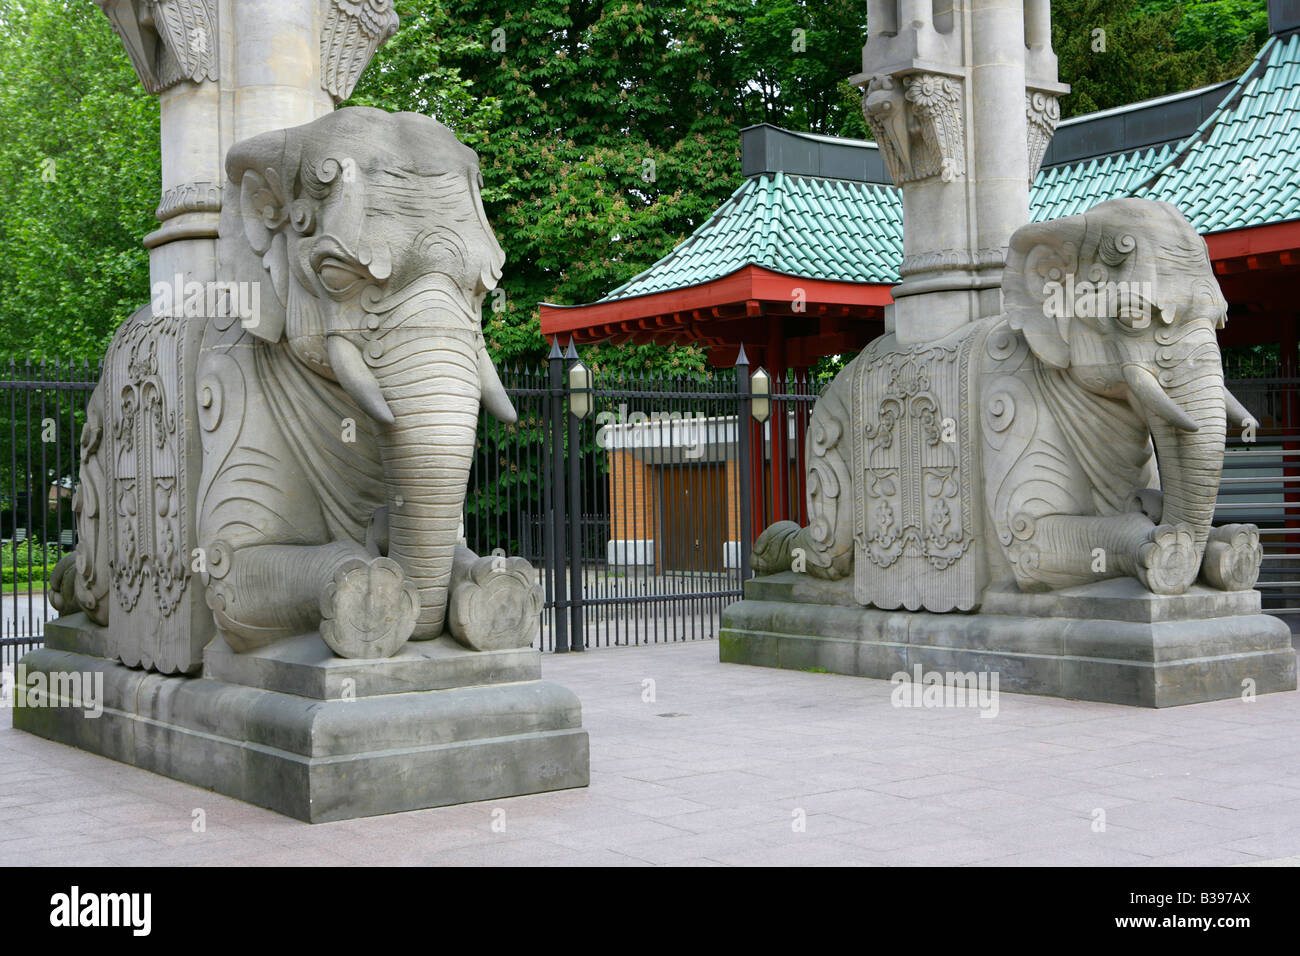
[547,340,571,652]
[564,340,585,651]
[53,358,63,582]
[37,357,48,635]
[539,362,555,649]
[24,355,34,639]
[10,357,18,649]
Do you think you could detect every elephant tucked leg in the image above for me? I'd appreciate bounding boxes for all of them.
[1015,514,1200,595]
[49,553,82,618]
[205,540,418,657]
[752,521,853,579]
[750,369,855,580]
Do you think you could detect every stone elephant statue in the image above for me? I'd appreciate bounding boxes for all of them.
[52,106,541,664]
[753,198,1263,604]
[199,106,541,658]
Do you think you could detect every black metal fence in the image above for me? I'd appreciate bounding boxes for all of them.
[1219,350,1300,621]
[3,346,1298,665]
[0,359,101,666]
[471,343,820,650]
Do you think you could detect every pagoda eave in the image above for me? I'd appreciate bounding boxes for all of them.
[540,265,893,358]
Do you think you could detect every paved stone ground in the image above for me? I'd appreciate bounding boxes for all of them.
[2,639,1300,866]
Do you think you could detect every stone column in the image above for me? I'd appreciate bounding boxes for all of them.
[1025,0,1052,49]
[867,0,898,36]
[227,0,335,147]
[970,0,1031,316]
[853,0,1067,345]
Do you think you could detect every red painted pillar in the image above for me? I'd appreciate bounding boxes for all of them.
[768,321,790,523]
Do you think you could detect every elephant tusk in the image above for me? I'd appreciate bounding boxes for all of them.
[477,345,517,424]
[1223,385,1257,428]
[327,335,395,426]
[1122,364,1200,433]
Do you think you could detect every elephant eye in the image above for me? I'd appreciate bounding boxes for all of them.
[316,257,366,296]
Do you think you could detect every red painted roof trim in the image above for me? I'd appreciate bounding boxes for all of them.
[539,265,894,337]
[538,222,1300,340]
[1205,219,1300,261]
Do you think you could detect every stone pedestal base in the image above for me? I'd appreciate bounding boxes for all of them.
[719,574,1297,707]
[12,615,589,822]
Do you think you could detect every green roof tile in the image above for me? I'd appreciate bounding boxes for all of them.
[1135,35,1300,234]
[595,172,906,301]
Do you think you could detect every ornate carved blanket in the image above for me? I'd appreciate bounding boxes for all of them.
[851,324,988,612]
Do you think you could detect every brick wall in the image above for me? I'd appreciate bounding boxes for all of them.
[608,449,659,542]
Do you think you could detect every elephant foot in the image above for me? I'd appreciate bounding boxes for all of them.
[751,521,801,574]
[319,556,420,659]
[447,545,543,651]
[1200,524,1262,591]
[1135,524,1199,595]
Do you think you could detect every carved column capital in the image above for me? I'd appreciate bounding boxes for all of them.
[1026,90,1062,183]
[863,71,966,186]
[321,0,401,102]
[96,0,218,95]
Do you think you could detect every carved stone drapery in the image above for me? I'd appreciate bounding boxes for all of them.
[96,0,218,94]
[71,403,109,625]
[863,72,966,185]
[851,327,985,612]
[96,304,195,672]
[1026,91,1062,182]
[321,0,401,102]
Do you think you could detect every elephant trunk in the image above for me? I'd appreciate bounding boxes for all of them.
[1137,326,1226,558]
[368,329,481,639]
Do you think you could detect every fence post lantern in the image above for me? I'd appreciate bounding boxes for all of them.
[750,366,771,423]
[568,356,593,419]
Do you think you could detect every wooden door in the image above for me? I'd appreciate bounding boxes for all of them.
[659,464,727,572]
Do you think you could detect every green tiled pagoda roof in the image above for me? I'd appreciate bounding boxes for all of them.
[591,32,1300,304]
[603,173,904,298]
[1137,32,1300,230]
[1030,145,1176,223]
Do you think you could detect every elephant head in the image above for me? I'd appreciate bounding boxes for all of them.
[219,106,515,639]
[1002,198,1251,573]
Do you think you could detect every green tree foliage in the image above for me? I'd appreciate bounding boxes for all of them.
[1,538,62,589]
[1145,0,1271,61]
[1053,0,1267,116]
[350,0,867,372]
[0,0,158,360]
[0,0,1276,368]
[735,0,867,137]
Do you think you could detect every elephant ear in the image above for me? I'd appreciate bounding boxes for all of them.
[1003,214,1087,370]
[470,169,506,296]
[217,129,298,343]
